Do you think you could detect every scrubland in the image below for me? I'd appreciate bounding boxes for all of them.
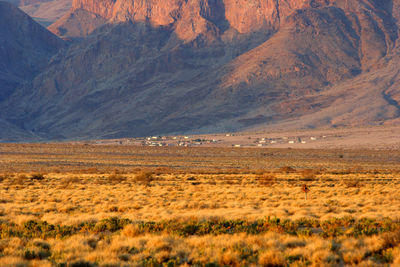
[0,144,400,266]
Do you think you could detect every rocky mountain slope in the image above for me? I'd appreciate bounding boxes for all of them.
[5,0,72,26]
[0,1,64,140]
[1,0,400,140]
[49,0,313,40]
[0,1,64,101]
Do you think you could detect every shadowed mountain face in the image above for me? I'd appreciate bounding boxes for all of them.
[4,0,72,27]
[0,1,64,102]
[1,0,400,140]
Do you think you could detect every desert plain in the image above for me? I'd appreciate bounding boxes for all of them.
[0,143,399,266]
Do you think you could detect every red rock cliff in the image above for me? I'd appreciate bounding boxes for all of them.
[70,0,312,33]
[63,0,393,48]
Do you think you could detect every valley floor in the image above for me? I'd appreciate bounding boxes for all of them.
[0,144,400,266]
[83,125,400,150]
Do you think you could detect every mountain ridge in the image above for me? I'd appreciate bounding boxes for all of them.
[4,0,72,26]
[0,1,64,101]
[2,0,400,140]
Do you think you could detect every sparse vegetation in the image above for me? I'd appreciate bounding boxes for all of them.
[107,173,127,184]
[29,173,45,181]
[299,169,317,181]
[342,177,361,188]
[257,173,276,186]
[0,144,400,265]
[134,171,154,185]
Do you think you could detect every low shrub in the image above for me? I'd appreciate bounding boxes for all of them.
[14,174,28,185]
[92,217,131,233]
[68,260,97,267]
[30,173,45,181]
[0,217,399,241]
[0,173,8,182]
[382,230,400,249]
[108,173,127,184]
[134,172,154,185]
[299,169,317,181]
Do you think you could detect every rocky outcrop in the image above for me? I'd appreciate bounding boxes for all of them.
[48,8,107,40]
[49,0,314,40]
[68,0,310,32]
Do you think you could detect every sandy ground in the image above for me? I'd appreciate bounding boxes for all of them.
[219,125,400,150]
[85,125,400,150]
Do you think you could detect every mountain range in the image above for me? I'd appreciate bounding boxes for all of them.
[1,0,400,141]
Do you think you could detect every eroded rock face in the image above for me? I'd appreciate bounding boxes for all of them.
[51,0,317,40]
[72,0,115,19]
[73,0,307,30]
[51,0,398,57]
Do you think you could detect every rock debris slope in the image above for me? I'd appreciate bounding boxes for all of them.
[1,0,400,140]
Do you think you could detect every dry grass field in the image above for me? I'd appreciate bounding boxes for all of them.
[1,144,400,266]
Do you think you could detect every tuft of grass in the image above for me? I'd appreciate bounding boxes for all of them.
[342,178,361,188]
[258,249,286,266]
[134,172,154,185]
[92,217,131,233]
[382,230,400,249]
[257,174,276,186]
[15,174,28,185]
[0,173,9,182]
[299,169,317,181]
[108,173,127,184]
[65,176,83,184]
[30,173,45,181]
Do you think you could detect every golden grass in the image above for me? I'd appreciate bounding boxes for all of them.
[0,231,399,266]
[0,144,400,265]
[0,172,399,224]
